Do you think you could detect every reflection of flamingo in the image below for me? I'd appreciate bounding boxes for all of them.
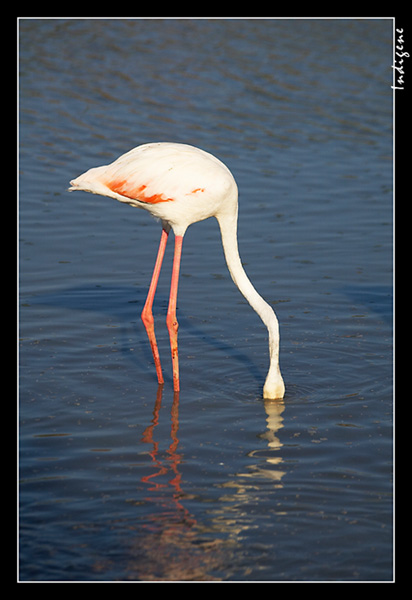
[69,142,285,399]
[141,388,186,497]
[238,398,287,485]
[132,389,288,580]
[135,387,227,581]
[261,398,286,450]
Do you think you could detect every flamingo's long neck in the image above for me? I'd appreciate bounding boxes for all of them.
[216,210,285,399]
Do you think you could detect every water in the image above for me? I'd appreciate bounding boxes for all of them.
[19,18,393,581]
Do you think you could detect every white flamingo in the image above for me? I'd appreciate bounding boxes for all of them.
[69,142,285,399]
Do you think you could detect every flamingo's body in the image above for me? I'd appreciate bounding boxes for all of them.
[69,142,285,399]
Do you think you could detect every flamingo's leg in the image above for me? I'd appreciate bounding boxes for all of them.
[141,228,169,384]
[166,235,183,392]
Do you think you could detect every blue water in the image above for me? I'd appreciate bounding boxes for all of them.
[19,18,393,581]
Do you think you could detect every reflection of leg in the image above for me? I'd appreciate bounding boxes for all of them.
[166,235,183,392]
[141,384,164,445]
[141,228,169,384]
[141,385,167,489]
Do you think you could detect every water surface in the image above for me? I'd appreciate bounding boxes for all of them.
[19,18,393,581]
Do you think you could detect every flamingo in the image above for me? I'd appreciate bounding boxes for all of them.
[69,142,285,399]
